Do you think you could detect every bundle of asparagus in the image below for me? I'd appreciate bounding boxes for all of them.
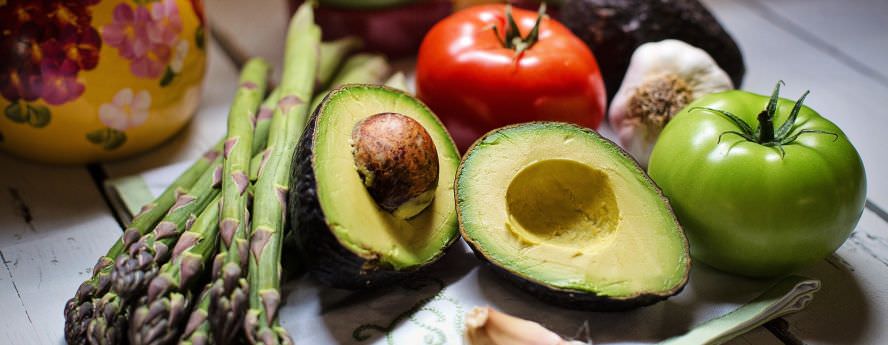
[63,3,394,344]
[64,145,220,345]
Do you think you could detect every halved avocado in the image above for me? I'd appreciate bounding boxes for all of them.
[288,84,461,289]
[456,122,689,310]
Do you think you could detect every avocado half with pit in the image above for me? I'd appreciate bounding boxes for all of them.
[288,84,460,289]
[457,122,690,310]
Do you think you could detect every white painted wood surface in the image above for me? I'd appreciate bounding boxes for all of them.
[1,0,886,344]
[0,155,121,344]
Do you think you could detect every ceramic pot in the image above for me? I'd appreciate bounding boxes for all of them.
[0,0,207,164]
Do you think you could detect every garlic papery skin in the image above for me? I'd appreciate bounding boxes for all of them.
[465,306,587,345]
[609,39,734,167]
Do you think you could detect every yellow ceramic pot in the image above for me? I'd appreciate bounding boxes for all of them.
[1,0,206,164]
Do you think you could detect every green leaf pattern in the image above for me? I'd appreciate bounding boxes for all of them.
[86,127,127,150]
[5,102,52,128]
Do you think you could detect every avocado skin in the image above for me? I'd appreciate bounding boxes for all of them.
[457,122,690,311]
[288,104,406,289]
[561,0,745,101]
[467,240,684,311]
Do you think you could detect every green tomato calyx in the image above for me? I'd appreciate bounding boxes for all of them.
[492,3,547,56]
[691,81,838,157]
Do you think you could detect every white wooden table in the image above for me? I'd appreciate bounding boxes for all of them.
[2,0,886,344]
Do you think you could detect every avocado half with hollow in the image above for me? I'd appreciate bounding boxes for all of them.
[456,122,690,310]
[288,84,460,289]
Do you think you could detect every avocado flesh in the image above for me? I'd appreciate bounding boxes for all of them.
[458,123,689,304]
[309,85,460,271]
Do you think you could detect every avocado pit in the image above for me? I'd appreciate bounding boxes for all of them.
[351,112,439,219]
[506,159,619,249]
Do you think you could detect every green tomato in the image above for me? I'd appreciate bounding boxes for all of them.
[648,82,866,277]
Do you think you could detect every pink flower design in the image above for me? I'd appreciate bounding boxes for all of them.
[101,0,182,79]
[39,61,85,105]
[149,0,182,47]
[99,88,151,131]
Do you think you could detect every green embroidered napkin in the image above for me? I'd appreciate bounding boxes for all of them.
[106,162,820,345]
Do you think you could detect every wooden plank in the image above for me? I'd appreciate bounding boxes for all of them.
[743,0,888,85]
[0,252,40,345]
[784,208,888,345]
[0,154,122,344]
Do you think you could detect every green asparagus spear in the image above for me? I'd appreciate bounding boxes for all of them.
[88,290,127,344]
[220,58,271,278]
[128,194,221,345]
[178,284,213,345]
[179,69,281,345]
[316,36,362,89]
[250,89,281,182]
[309,53,391,111]
[251,88,280,156]
[64,143,221,345]
[242,4,320,345]
[204,57,271,345]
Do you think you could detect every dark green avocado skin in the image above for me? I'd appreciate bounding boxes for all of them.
[466,239,683,311]
[288,105,411,290]
[562,0,745,101]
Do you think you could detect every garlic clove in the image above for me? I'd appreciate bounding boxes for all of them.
[609,39,734,167]
[465,306,587,345]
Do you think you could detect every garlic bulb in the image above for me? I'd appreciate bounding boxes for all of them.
[609,39,734,167]
[465,306,587,345]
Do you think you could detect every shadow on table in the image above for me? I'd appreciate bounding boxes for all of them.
[788,252,870,344]
[475,259,817,344]
[312,242,477,344]
[475,264,687,344]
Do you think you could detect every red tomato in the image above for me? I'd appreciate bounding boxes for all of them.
[416,4,606,151]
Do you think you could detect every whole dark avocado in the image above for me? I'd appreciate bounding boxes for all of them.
[561,0,745,100]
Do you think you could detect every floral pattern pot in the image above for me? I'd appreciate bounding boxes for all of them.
[0,0,206,164]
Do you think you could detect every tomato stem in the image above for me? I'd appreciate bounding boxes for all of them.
[692,81,838,157]
[493,3,547,55]
[757,110,775,142]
